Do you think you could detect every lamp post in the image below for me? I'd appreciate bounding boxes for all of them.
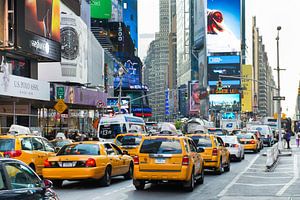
[276,26,283,149]
[118,67,125,113]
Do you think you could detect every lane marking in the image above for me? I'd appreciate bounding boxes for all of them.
[217,154,260,197]
[234,183,285,186]
[241,175,292,179]
[276,155,299,196]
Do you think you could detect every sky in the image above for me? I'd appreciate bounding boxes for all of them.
[138,0,300,118]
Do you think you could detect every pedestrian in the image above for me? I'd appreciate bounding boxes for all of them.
[284,129,291,149]
[296,131,300,148]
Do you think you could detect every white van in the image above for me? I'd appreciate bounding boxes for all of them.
[98,114,146,139]
[249,125,274,146]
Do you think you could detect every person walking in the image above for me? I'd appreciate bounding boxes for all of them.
[295,131,300,148]
[284,129,291,149]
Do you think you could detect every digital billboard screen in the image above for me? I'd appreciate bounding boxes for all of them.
[209,94,240,111]
[208,64,240,81]
[114,60,141,89]
[91,0,112,19]
[25,0,60,42]
[207,0,240,53]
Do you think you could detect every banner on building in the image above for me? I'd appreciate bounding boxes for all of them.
[241,65,253,112]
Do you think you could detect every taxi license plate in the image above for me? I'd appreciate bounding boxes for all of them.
[155,158,165,164]
[62,162,73,167]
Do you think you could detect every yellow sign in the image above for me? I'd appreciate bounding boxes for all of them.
[274,112,286,120]
[241,65,253,112]
[54,99,68,114]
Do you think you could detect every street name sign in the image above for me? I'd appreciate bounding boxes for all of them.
[273,96,285,101]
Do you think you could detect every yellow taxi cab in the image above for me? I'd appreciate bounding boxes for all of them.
[42,141,133,187]
[236,133,260,153]
[133,134,205,192]
[187,133,230,175]
[0,132,56,176]
[114,133,145,157]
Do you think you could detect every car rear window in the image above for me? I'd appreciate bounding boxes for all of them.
[52,140,72,148]
[208,129,223,135]
[0,139,15,152]
[57,144,100,155]
[191,136,212,147]
[116,135,142,146]
[237,134,253,139]
[140,138,182,154]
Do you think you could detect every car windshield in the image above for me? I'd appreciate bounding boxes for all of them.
[140,138,182,154]
[191,136,212,147]
[0,139,15,152]
[237,134,253,139]
[57,144,100,155]
[116,135,142,146]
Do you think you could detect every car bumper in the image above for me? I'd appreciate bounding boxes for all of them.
[203,156,219,168]
[228,149,241,159]
[243,144,257,150]
[133,166,190,181]
[42,167,106,180]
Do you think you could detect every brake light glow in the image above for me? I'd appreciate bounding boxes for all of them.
[4,150,22,158]
[212,148,218,156]
[250,140,255,144]
[232,144,239,148]
[182,156,189,166]
[85,158,96,167]
[133,155,139,165]
[44,159,51,168]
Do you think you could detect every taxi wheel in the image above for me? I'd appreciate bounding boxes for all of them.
[215,159,223,175]
[52,180,63,188]
[224,159,230,172]
[100,167,111,187]
[124,162,133,180]
[133,179,145,190]
[183,170,195,192]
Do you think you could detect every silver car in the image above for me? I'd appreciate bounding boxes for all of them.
[220,135,245,161]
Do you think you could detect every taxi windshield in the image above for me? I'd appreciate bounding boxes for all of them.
[140,138,182,154]
[116,135,142,146]
[57,144,100,155]
[191,136,212,147]
[0,139,15,152]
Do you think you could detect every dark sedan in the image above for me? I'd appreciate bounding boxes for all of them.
[0,158,59,200]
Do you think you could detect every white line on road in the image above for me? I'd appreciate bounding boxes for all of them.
[217,154,260,197]
[276,155,299,196]
[241,175,292,179]
[234,183,285,186]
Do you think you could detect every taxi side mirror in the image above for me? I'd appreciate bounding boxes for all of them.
[55,147,60,153]
[197,147,205,153]
[122,150,129,155]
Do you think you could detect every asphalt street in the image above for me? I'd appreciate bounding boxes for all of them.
[55,139,300,200]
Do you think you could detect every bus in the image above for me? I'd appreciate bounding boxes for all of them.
[97,114,146,139]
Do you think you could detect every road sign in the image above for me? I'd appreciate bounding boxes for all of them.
[56,87,65,99]
[54,99,68,114]
[273,96,285,101]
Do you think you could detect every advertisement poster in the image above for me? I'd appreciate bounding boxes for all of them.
[193,0,206,49]
[190,81,201,112]
[209,94,241,111]
[91,0,112,19]
[207,0,240,53]
[241,65,253,112]
[25,0,60,42]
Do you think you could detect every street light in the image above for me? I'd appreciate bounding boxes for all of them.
[276,26,283,150]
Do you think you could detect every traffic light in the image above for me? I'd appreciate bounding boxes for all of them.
[217,79,222,92]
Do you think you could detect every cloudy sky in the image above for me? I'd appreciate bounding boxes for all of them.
[138,0,300,118]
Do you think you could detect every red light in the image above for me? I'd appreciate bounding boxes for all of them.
[85,158,96,167]
[44,159,51,168]
[182,156,189,166]
[233,144,239,148]
[212,148,218,156]
[4,150,22,158]
[133,156,139,165]
[250,140,255,144]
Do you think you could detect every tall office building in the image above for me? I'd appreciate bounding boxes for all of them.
[252,17,276,117]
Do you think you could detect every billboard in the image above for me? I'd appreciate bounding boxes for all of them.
[241,65,253,112]
[25,0,60,42]
[190,81,201,112]
[123,0,138,48]
[110,0,123,22]
[193,0,206,49]
[209,94,241,111]
[16,0,61,61]
[114,60,142,89]
[91,0,112,19]
[207,0,240,53]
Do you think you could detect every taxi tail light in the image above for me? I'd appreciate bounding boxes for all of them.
[85,158,96,167]
[133,155,139,165]
[4,150,22,158]
[44,159,52,168]
[212,148,218,156]
[182,156,189,166]
[250,140,255,144]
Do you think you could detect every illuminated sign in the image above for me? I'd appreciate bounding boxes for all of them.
[208,56,240,64]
